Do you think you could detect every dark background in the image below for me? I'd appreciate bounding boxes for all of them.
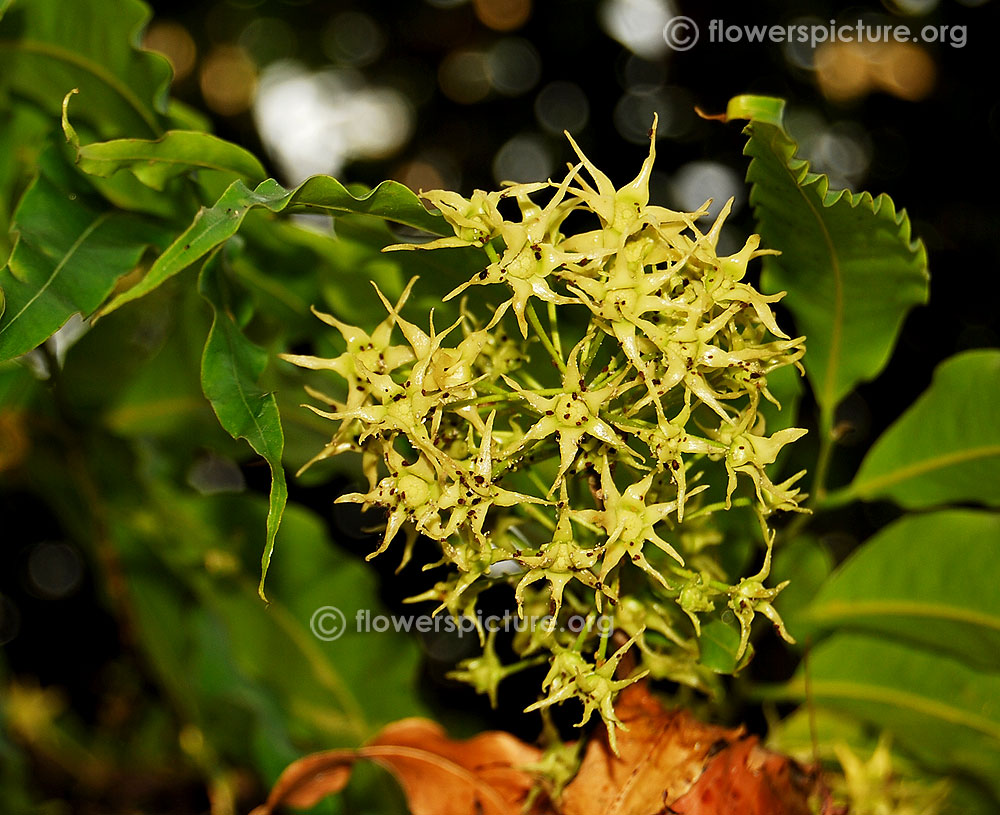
[3,1,998,803]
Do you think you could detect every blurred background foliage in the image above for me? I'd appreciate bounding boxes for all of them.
[0,0,998,813]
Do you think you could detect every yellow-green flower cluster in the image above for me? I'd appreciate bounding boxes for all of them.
[285,120,807,742]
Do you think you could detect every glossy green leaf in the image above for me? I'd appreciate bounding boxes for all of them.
[198,254,286,599]
[764,634,1000,803]
[831,350,1000,508]
[0,147,170,361]
[791,510,1000,670]
[0,0,170,139]
[728,95,929,417]
[65,111,267,191]
[101,175,448,316]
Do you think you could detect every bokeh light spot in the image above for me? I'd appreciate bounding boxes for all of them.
[199,45,257,116]
[473,0,532,32]
[239,17,296,65]
[143,21,197,82]
[439,49,492,103]
[535,81,590,135]
[614,87,693,143]
[487,38,541,96]
[493,132,553,184]
[254,63,413,182]
[26,543,83,600]
[323,11,386,67]
[671,161,744,219]
[599,0,674,59]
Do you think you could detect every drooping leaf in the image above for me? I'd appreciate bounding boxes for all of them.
[788,510,1000,670]
[0,0,170,139]
[198,254,286,599]
[726,94,929,417]
[0,145,171,362]
[101,175,449,316]
[764,634,1000,804]
[830,350,1000,509]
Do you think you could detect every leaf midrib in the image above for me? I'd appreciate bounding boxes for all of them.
[0,38,161,135]
[762,124,843,415]
[360,745,513,815]
[0,211,112,342]
[787,678,1000,740]
[802,599,1000,632]
[846,444,1000,499]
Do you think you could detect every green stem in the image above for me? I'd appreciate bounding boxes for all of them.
[526,302,565,374]
[547,300,563,358]
[683,496,752,521]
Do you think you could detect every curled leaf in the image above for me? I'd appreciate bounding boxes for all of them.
[253,717,544,815]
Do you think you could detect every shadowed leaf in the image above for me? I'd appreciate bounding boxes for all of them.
[198,253,286,598]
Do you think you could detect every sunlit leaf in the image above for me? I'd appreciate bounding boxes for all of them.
[727,94,929,417]
[789,510,1000,670]
[101,175,449,316]
[65,107,266,191]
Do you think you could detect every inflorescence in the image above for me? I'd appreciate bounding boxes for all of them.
[284,120,807,750]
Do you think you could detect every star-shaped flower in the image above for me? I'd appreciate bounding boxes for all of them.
[575,457,702,591]
[513,501,605,618]
[503,339,639,492]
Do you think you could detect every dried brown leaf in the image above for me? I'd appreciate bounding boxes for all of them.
[251,717,544,815]
[560,683,818,815]
[254,685,819,815]
[560,683,742,815]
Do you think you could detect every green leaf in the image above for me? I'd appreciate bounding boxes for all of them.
[771,534,833,625]
[699,617,751,674]
[101,175,448,316]
[830,350,1000,509]
[729,95,929,417]
[115,491,428,783]
[0,0,170,138]
[65,98,266,191]
[0,104,52,261]
[0,146,170,362]
[791,510,1000,670]
[198,254,287,599]
[763,634,1000,803]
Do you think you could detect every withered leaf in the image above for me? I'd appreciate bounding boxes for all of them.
[560,683,817,815]
[251,717,544,815]
[255,685,819,815]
